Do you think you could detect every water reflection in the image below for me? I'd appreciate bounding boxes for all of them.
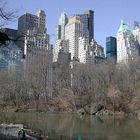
[0,112,140,140]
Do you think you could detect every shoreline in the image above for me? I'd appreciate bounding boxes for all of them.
[0,108,139,119]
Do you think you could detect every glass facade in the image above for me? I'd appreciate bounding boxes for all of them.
[106,36,117,58]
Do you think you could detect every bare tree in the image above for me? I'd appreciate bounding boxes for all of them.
[0,0,17,27]
[24,47,53,110]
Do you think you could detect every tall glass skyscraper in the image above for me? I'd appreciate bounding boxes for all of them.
[79,10,94,43]
[55,12,68,40]
[54,12,69,62]
[106,36,117,59]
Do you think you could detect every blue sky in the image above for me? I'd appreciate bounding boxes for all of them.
[5,0,140,50]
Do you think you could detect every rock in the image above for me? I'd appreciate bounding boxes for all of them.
[95,110,111,116]
[114,111,125,117]
[95,110,125,117]
[77,108,86,116]
[90,103,104,115]
[27,109,36,112]
[0,124,49,140]
[83,105,90,114]
[14,108,19,112]
[137,110,140,120]
[0,123,23,138]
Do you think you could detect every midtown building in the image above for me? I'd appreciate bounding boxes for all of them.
[53,10,94,63]
[117,20,139,63]
[79,37,104,64]
[18,10,50,57]
[17,10,52,91]
[53,12,69,62]
[106,36,117,59]
[53,39,69,62]
[55,12,68,40]
[133,21,140,54]
[78,37,89,63]
[78,10,94,43]
[0,42,23,73]
[65,15,83,60]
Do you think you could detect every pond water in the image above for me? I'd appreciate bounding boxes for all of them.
[0,112,140,140]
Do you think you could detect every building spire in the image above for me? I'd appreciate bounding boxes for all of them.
[121,19,123,25]
[118,20,131,33]
[118,20,124,33]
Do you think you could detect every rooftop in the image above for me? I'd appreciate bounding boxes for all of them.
[118,20,131,33]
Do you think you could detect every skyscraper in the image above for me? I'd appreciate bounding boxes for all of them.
[53,39,69,62]
[18,10,46,33]
[133,21,140,54]
[58,12,68,39]
[117,20,139,63]
[79,10,94,43]
[53,12,69,62]
[18,10,50,57]
[55,25,61,40]
[65,15,83,60]
[78,37,89,63]
[106,36,117,59]
[53,10,94,62]
[55,12,68,40]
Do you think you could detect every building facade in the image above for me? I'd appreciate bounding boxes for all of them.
[117,20,139,63]
[53,39,69,62]
[133,21,140,54]
[78,37,104,64]
[106,36,117,59]
[53,12,69,62]
[54,10,95,63]
[78,37,89,63]
[65,15,83,60]
[56,12,68,40]
[18,10,50,57]
[0,42,23,73]
[78,10,94,43]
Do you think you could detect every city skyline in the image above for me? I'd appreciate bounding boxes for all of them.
[4,0,140,49]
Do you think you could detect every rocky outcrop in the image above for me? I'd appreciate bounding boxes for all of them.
[95,110,124,117]
[0,123,49,140]
[0,124,23,139]
[90,103,104,115]
[77,108,86,116]
[137,110,140,120]
[83,105,90,114]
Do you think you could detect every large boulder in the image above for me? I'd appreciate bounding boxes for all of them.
[77,108,86,116]
[136,110,140,120]
[90,103,104,115]
[83,105,90,114]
